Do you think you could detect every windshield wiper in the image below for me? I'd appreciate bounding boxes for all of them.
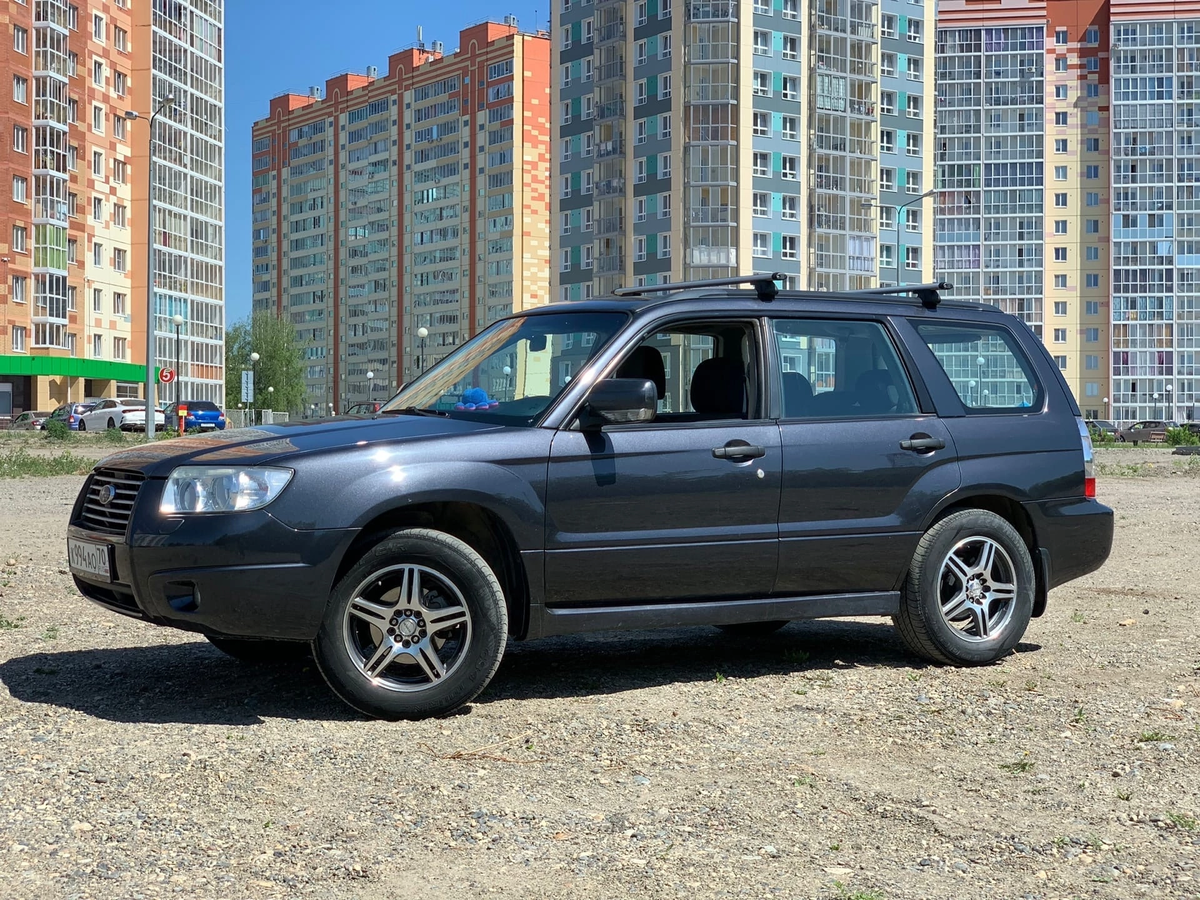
[380,406,451,418]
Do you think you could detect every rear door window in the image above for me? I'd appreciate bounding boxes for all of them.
[912,322,1042,412]
[772,319,919,419]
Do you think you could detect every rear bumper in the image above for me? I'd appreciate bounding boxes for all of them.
[1024,497,1114,591]
[68,506,359,640]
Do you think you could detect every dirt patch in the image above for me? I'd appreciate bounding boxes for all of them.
[0,474,1195,899]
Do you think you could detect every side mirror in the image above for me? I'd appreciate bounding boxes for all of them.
[583,378,657,427]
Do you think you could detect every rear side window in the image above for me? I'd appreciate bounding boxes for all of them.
[913,322,1042,412]
[772,318,918,419]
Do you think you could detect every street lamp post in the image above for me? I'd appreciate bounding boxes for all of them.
[1153,392,1160,420]
[171,313,184,406]
[862,189,935,284]
[126,95,174,441]
[367,370,375,405]
[1166,383,1174,422]
[249,351,260,424]
[417,326,429,375]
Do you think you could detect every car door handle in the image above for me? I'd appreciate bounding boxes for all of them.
[712,442,766,460]
[899,435,946,453]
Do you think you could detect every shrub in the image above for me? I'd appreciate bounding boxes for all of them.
[1166,426,1200,447]
[103,426,127,445]
[43,420,70,442]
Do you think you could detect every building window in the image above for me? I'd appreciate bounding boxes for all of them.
[1085,328,1099,342]
[1054,301,1068,316]
[92,288,103,312]
[93,59,104,86]
[1054,166,1067,180]
[659,154,672,178]
[1086,83,1099,99]
[753,152,769,177]
[92,105,104,133]
[1054,274,1068,289]
[753,112,770,137]
[560,138,571,162]
[67,239,77,262]
[113,114,126,139]
[92,196,103,221]
[634,158,647,184]
[93,335,103,358]
[659,193,671,218]
[781,235,797,260]
[582,245,594,269]
[1086,192,1099,206]
[906,95,921,118]
[1054,355,1068,370]
[754,0,770,13]
[880,245,894,268]
[13,25,28,53]
[11,326,26,353]
[906,172,922,194]
[582,209,593,232]
[560,212,571,236]
[560,102,571,125]
[782,77,799,101]
[582,96,594,120]
[1054,85,1068,100]
[582,170,594,193]
[635,40,647,66]
[878,205,896,229]
[93,242,104,266]
[634,197,647,222]
[1086,26,1099,44]
[881,15,896,38]
[1054,193,1067,207]
[1085,138,1100,153]
[1054,111,1068,126]
[1054,139,1068,153]
[636,1,648,26]
[752,232,770,258]
[752,192,769,217]
[782,36,798,60]
[905,247,920,270]
[560,64,570,88]
[880,129,895,154]
[92,150,103,176]
[908,57,922,81]
[93,13,105,41]
[753,71,771,96]
[659,0,672,19]
[13,75,28,104]
[659,234,671,259]
[113,338,127,361]
[907,19,922,41]
[634,236,647,262]
[881,53,895,77]
[12,176,27,202]
[12,225,27,253]
[782,0,798,18]
[1085,273,1100,288]
[781,116,798,141]
[560,175,571,199]
[660,34,672,59]
[114,248,127,271]
[905,208,920,232]
[1054,220,1068,234]
[880,91,895,115]
[753,30,771,56]
[13,125,28,153]
[781,195,798,221]
[906,133,920,156]
[559,249,571,273]
[660,74,672,99]
[114,292,126,315]
[1055,28,1068,44]
[1085,300,1100,315]
[114,26,128,51]
[1055,57,1068,72]
[1054,247,1067,262]
[1053,328,1067,342]
[113,159,126,183]
[1085,219,1099,234]
[1086,57,1099,72]
[560,26,571,49]
[1085,355,1099,370]
[781,156,798,180]
[661,113,672,140]
[879,168,896,193]
[11,275,27,304]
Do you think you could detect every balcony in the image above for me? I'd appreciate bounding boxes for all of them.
[687,1,737,22]
[597,60,625,83]
[596,252,625,273]
[596,139,625,159]
[596,215,625,236]
[596,99,626,121]
[596,177,625,196]
[597,20,625,43]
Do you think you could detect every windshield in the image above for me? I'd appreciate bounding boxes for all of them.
[382,311,628,426]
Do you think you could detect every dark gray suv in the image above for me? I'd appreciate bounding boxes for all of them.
[66,276,1113,720]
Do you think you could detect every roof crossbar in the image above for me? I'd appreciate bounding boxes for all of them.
[613,272,784,301]
[843,281,954,310]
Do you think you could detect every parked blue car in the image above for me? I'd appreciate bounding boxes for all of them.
[47,400,101,430]
[163,400,226,431]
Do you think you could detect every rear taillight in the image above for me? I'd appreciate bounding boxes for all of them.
[68,415,76,424]
[1077,417,1096,498]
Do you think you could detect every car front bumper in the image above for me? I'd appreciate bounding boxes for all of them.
[68,491,359,640]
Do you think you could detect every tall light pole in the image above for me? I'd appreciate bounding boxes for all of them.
[367,370,375,405]
[863,189,935,285]
[250,351,260,424]
[417,326,429,375]
[126,94,175,441]
[171,313,184,406]
[1166,383,1174,422]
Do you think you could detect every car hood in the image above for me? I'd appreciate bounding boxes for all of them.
[92,414,506,476]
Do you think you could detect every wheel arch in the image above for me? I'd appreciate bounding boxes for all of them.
[334,502,531,638]
[924,492,1048,617]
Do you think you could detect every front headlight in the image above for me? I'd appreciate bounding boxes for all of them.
[160,466,293,514]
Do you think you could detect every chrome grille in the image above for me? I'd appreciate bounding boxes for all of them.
[79,468,145,534]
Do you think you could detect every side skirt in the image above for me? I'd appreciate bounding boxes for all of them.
[526,592,899,639]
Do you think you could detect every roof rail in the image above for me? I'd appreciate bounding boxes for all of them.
[613,272,784,302]
[845,281,954,310]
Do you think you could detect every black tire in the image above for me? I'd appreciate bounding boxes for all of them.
[893,509,1035,666]
[715,620,789,636]
[77,419,86,431]
[312,528,508,720]
[107,418,116,429]
[206,635,310,663]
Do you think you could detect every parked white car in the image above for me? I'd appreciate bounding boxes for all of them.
[117,405,168,432]
[77,399,161,432]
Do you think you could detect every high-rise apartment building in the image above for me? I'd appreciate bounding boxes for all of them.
[936,0,1200,423]
[551,0,935,301]
[0,0,225,418]
[250,21,551,413]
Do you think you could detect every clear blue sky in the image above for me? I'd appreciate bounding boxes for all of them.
[224,1,545,324]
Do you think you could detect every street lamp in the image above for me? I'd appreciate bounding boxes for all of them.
[171,313,184,406]
[249,351,260,423]
[267,385,274,414]
[367,370,375,404]
[502,364,512,401]
[126,94,175,440]
[1166,383,1174,422]
[1153,392,1160,420]
[417,326,429,374]
[862,189,935,285]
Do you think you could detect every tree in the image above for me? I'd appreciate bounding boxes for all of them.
[224,312,306,413]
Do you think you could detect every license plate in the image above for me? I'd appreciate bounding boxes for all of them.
[68,538,112,583]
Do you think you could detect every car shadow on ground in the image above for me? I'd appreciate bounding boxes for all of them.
[0,621,1042,724]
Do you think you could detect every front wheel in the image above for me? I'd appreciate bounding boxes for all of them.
[107,417,116,429]
[312,528,508,720]
[893,509,1035,666]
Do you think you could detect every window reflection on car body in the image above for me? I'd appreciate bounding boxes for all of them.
[381,406,451,418]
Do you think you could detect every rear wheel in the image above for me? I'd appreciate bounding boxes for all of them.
[206,635,309,663]
[893,509,1034,666]
[312,528,508,720]
[77,419,86,431]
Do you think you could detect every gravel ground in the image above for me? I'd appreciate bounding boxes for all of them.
[0,459,1196,900]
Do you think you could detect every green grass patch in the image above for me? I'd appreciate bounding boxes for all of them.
[0,447,93,479]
